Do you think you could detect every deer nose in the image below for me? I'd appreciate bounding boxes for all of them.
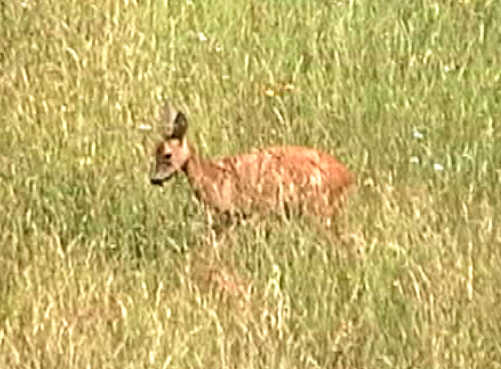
[150,177,164,186]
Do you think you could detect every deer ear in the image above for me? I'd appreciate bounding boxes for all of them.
[160,102,188,139]
[171,112,188,140]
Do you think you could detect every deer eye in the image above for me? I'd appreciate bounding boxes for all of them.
[164,152,172,160]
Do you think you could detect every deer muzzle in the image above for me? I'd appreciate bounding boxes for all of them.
[150,176,165,186]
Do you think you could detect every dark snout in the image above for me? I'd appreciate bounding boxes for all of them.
[150,177,165,186]
[150,171,175,186]
[150,171,171,186]
[150,163,172,186]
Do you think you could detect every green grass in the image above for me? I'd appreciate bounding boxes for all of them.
[1,0,501,367]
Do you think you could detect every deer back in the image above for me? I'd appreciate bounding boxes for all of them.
[183,146,354,216]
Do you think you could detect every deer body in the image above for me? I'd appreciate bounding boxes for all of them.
[151,104,354,218]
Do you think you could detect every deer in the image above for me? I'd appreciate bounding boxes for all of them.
[150,102,355,222]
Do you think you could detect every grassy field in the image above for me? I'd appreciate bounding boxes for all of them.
[1,0,501,367]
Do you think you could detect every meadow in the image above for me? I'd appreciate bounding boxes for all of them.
[1,0,500,368]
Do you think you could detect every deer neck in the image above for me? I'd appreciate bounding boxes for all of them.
[182,147,213,189]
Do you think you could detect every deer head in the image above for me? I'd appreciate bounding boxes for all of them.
[150,103,191,186]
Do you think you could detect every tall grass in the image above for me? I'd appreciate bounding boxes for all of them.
[1,0,500,368]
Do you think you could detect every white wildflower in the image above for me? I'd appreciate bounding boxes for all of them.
[433,163,444,171]
[412,129,424,140]
[138,124,152,131]
[198,32,207,42]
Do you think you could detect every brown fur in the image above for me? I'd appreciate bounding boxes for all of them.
[150,103,354,218]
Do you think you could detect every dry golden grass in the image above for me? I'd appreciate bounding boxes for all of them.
[1,0,500,368]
